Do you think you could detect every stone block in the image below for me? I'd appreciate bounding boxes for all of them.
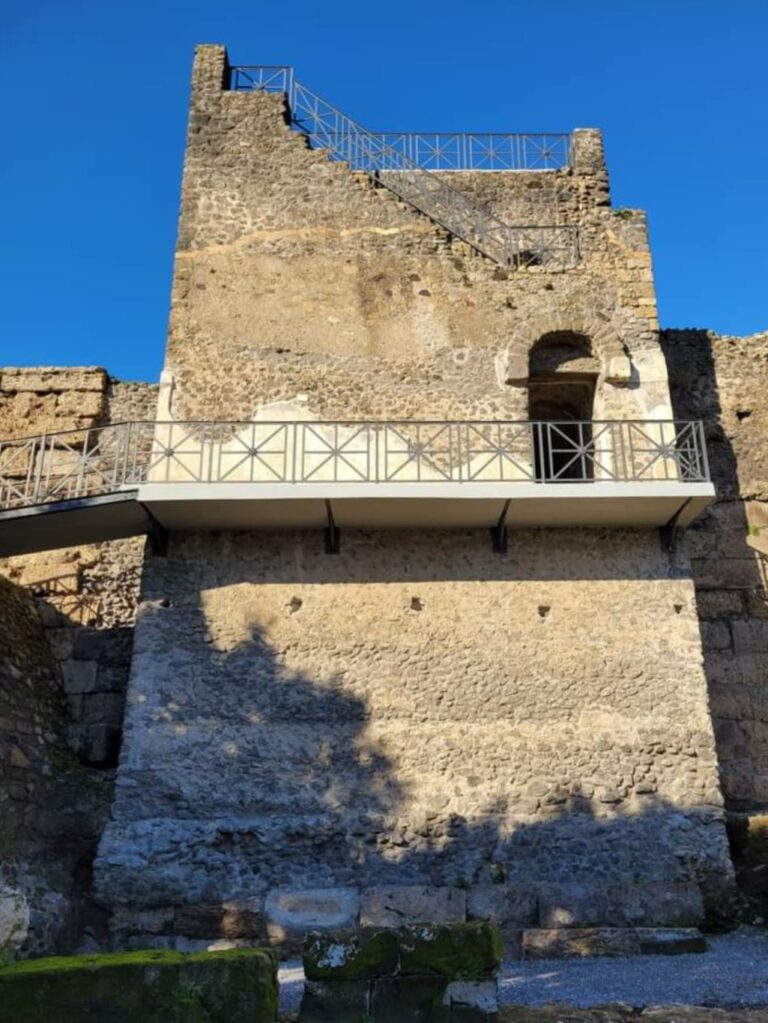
[72,628,113,661]
[733,619,768,653]
[72,724,120,766]
[537,882,704,929]
[709,682,752,720]
[537,884,608,928]
[522,927,640,958]
[700,620,732,652]
[444,980,498,1015]
[0,367,107,393]
[299,978,370,1023]
[636,927,706,955]
[60,659,99,694]
[67,691,123,726]
[398,923,502,980]
[45,626,74,660]
[110,907,175,937]
[501,353,528,386]
[467,884,538,929]
[360,885,466,927]
[371,976,450,1023]
[175,900,265,940]
[693,557,760,590]
[0,947,278,1022]
[304,927,398,980]
[55,389,104,418]
[695,589,744,618]
[604,354,633,384]
[265,888,358,949]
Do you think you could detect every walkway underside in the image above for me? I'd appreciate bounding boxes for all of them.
[0,481,714,557]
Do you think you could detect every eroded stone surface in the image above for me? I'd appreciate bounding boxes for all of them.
[361,887,467,928]
[304,928,398,981]
[523,927,641,959]
[266,889,359,949]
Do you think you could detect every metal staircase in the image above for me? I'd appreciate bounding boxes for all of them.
[230,66,579,269]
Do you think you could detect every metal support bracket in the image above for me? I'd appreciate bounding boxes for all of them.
[141,505,169,557]
[659,498,692,554]
[324,500,340,555]
[148,520,169,557]
[491,500,511,554]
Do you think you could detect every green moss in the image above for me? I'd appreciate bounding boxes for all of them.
[0,948,187,976]
[304,928,398,980]
[398,922,502,981]
[0,947,276,978]
[0,947,278,1023]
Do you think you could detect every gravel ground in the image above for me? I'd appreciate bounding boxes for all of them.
[498,929,768,1008]
[278,928,768,1018]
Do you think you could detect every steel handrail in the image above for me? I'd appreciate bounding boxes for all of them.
[229,65,578,269]
[0,419,711,512]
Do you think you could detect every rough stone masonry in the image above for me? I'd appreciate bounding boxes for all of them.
[2,43,767,957]
[92,44,733,951]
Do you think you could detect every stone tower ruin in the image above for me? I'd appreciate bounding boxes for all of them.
[5,43,768,958]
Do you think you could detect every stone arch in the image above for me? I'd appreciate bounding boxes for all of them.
[501,315,631,386]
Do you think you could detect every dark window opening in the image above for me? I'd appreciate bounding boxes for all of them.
[529,333,598,481]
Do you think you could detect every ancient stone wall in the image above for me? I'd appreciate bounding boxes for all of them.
[0,366,155,954]
[90,44,733,948]
[0,574,113,956]
[0,366,156,767]
[164,45,665,427]
[662,329,768,810]
[96,527,732,949]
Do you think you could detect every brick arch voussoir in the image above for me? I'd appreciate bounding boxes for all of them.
[510,317,626,371]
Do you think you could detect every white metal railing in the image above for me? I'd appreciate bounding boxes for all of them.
[0,420,710,511]
[228,65,578,269]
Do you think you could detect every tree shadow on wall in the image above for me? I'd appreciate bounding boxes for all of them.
[113,568,736,944]
[660,329,768,814]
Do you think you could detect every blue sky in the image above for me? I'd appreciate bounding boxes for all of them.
[1,0,766,381]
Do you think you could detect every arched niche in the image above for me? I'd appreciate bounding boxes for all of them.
[528,331,599,481]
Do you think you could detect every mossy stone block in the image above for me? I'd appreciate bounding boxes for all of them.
[398,923,502,981]
[299,978,370,1022]
[0,947,278,1023]
[304,927,399,980]
[371,976,450,1022]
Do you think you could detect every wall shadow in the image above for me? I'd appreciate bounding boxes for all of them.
[660,328,768,814]
[104,567,737,947]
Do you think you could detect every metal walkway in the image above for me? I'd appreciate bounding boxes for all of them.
[0,419,714,556]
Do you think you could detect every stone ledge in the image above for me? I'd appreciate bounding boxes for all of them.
[522,926,706,958]
[0,367,107,394]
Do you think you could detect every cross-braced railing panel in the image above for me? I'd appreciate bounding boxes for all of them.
[0,420,711,512]
[228,65,578,269]
[375,133,572,171]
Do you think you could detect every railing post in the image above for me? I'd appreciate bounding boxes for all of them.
[32,433,46,503]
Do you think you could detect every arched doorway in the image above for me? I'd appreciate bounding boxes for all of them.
[528,332,599,481]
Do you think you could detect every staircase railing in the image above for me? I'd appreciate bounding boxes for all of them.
[230,66,579,269]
